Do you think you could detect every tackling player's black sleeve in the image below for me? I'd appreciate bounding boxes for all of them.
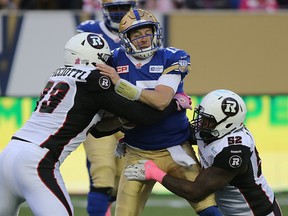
[89,127,120,138]
[188,125,197,145]
[95,91,177,126]
[85,69,114,92]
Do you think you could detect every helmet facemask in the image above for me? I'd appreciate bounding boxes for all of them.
[191,105,221,142]
[120,24,162,59]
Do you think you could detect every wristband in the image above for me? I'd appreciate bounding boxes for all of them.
[115,79,142,101]
[144,161,166,183]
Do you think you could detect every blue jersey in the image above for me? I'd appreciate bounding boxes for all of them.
[111,47,192,150]
[76,20,121,50]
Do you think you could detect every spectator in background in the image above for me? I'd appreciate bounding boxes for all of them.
[0,0,9,9]
[82,0,101,13]
[186,0,238,9]
[18,0,82,9]
[0,0,18,9]
[141,0,186,12]
[239,0,279,11]
[277,0,288,8]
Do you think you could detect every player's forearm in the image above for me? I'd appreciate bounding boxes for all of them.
[112,76,175,111]
[144,164,210,202]
[95,115,123,131]
[161,175,212,203]
[138,89,172,111]
[96,92,177,126]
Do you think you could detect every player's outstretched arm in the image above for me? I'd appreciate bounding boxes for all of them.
[97,63,189,111]
[95,91,176,126]
[124,160,240,203]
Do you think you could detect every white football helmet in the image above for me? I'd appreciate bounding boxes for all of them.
[102,0,136,32]
[64,33,111,67]
[191,89,247,142]
[119,8,163,59]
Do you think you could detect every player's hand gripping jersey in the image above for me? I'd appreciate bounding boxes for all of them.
[111,46,191,150]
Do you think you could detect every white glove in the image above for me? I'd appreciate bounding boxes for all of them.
[114,139,126,159]
[124,160,147,181]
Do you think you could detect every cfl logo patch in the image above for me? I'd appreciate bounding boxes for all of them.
[99,76,111,89]
[229,155,242,168]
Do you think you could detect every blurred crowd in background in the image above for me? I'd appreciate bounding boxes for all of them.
[1,0,288,11]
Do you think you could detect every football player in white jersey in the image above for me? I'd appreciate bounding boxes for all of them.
[77,1,136,215]
[0,32,190,216]
[124,89,283,216]
[96,8,221,216]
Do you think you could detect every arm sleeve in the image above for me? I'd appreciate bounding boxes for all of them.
[156,74,181,94]
[89,127,120,138]
[95,91,177,126]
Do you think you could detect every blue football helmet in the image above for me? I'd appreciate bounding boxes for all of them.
[119,8,163,59]
[102,0,136,32]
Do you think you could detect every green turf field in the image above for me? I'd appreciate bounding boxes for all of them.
[19,192,288,215]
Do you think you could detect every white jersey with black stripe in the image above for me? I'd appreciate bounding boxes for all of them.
[14,65,111,165]
[197,127,276,216]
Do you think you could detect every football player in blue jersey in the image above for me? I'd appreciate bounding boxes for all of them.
[77,1,136,216]
[124,89,283,216]
[97,8,222,216]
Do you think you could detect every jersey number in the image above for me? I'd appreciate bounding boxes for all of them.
[227,136,242,145]
[36,81,70,113]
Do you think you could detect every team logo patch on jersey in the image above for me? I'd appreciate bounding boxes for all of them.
[87,34,106,49]
[149,65,163,73]
[117,65,129,74]
[222,97,239,117]
[99,76,111,89]
[178,60,189,72]
[229,155,242,168]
